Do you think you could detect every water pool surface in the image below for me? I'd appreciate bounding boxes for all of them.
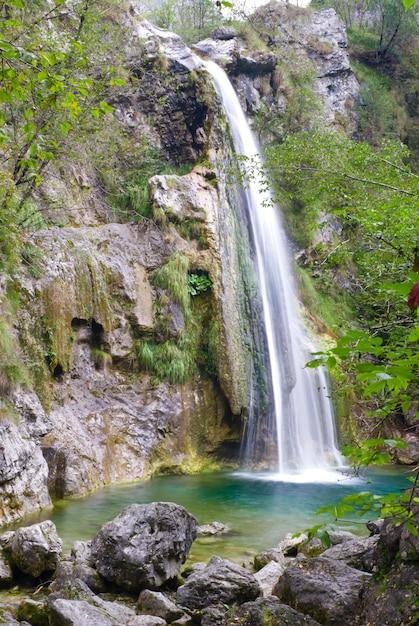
[39,466,413,563]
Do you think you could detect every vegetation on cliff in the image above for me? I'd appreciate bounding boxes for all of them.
[0,0,418,497]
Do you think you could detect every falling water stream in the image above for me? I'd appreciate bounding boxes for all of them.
[204,61,343,479]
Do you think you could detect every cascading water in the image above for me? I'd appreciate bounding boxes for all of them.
[205,60,343,479]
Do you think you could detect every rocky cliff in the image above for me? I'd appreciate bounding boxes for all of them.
[0,2,360,526]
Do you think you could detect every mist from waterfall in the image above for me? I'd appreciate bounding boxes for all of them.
[204,60,343,480]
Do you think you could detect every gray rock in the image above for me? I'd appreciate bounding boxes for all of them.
[0,551,13,588]
[254,547,288,569]
[176,555,261,610]
[16,599,50,626]
[2,520,62,578]
[91,502,198,592]
[254,560,285,596]
[360,561,419,626]
[48,598,134,626]
[138,589,185,621]
[320,534,380,572]
[197,521,230,536]
[0,420,51,526]
[400,520,419,561]
[273,555,371,626]
[226,596,322,626]
[277,533,308,557]
[210,27,238,41]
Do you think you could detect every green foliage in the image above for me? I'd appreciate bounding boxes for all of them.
[314,0,419,62]
[136,330,198,386]
[353,63,403,145]
[141,0,224,44]
[0,0,124,201]
[187,272,212,296]
[262,131,419,329]
[95,134,192,222]
[153,253,191,316]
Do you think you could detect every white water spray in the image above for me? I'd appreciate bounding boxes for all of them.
[205,60,343,479]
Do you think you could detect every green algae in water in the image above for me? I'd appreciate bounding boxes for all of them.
[38,468,413,564]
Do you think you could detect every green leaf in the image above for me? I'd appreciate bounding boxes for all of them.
[109,78,126,87]
[318,529,331,548]
[402,0,416,9]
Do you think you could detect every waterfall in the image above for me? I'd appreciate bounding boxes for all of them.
[205,60,343,479]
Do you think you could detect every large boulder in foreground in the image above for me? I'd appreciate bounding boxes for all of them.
[176,555,261,609]
[90,502,198,592]
[273,555,370,626]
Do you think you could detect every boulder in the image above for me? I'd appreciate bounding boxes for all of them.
[176,555,261,610]
[0,420,52,526]
[197,521,230,536]
[0,551,13,588]
[254,547,288,569]
[273,555,370,626]
[138,589,185,622]
[48,598,136,626]
[360,561,419,626]
[320,534,380,572]
[1,520,62,578]
[226,596,322,626]
[16,599,50,626]
[254,560,285,596]
[91,502,198,592]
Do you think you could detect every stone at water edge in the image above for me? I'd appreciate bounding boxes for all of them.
[0,520,62,578]
[90,502,198,592]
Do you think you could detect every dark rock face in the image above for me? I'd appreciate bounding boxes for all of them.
[90,502,198,592]
[176,555,261,610]
[124,21,209,167]
[273,555,370,626]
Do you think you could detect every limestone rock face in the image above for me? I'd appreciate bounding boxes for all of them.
[0,420,52,526]
[195,5,359,132]
[90,502,198,592]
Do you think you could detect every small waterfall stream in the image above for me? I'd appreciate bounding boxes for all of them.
[205,61,343,479]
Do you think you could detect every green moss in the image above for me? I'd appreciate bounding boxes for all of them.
[152,252,190,316]
[297,267,353,332]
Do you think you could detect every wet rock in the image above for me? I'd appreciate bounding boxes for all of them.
[91,502,198,592]
[197,521,230,536]
[273,555,370,626]
[1,520,62,578]
[176,555,261,610]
